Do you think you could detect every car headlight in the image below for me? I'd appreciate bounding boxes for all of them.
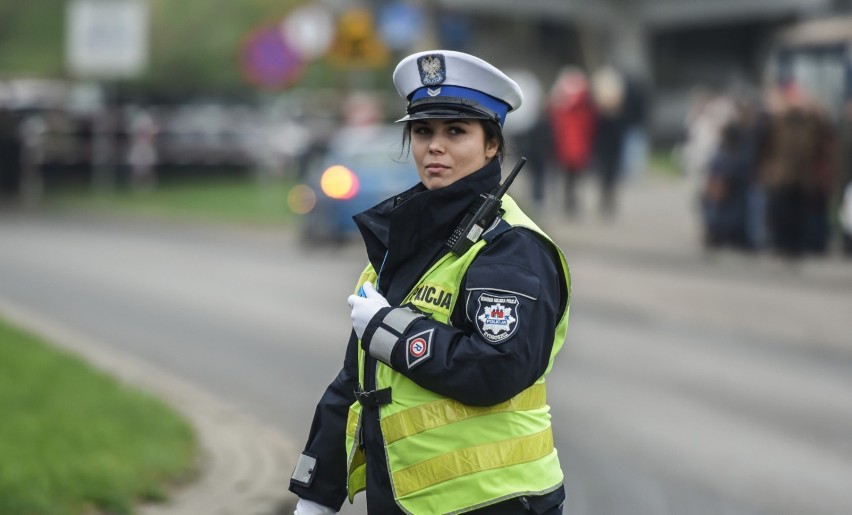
[320,165,360,200]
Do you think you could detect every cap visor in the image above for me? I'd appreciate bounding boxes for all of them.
[395,109,492,124]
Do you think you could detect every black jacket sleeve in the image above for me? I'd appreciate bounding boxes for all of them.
[361,228,567,406]
[288,330,359,510]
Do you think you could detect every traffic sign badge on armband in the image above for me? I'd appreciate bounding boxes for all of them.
[406,328,434,369]
[475,291,520,344]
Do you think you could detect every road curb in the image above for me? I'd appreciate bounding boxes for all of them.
[0,294,298,515]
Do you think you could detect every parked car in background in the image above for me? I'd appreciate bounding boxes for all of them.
[295,124,419,245]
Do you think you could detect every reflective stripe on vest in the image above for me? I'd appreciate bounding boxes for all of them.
[393,427,554,498]
[381,382,546,444]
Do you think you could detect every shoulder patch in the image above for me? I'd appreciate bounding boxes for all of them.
[406,328,434,369]
[475,291,520,344]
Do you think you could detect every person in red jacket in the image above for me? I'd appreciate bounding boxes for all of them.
[547,67,597,215]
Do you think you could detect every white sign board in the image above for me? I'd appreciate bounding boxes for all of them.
[66,0,149,79]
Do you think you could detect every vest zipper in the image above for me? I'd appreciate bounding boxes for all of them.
[364,250,389,395]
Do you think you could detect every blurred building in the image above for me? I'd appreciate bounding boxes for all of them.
[4,0,850,199]
[408,0,840,143]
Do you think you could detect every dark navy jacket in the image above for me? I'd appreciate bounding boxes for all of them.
[290,159,569,514]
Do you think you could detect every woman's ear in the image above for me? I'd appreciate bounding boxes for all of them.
[485,139,499,159]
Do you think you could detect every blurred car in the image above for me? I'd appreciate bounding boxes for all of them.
[295,124,419,244]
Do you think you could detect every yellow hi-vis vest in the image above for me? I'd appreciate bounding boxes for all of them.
[345,195,571,514]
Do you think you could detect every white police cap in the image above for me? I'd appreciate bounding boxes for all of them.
[393,50,523,127]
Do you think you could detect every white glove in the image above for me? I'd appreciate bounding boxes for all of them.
[347,282,390,339]
[294,498,337,515]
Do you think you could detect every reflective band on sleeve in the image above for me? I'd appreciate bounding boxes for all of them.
[370,327,397,364]
[383,307,425,334]
[381,383,547,444]
[392,427,554,497]
[291,453,317,487]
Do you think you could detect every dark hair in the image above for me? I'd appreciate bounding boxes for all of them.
[399,119,505,162]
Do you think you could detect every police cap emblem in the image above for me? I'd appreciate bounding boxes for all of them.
[417,54,446,86]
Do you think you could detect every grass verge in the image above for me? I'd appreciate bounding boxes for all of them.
[46,177,297,226]
[0,317,197,515]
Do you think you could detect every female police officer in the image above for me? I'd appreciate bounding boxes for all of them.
[290,50,571,515]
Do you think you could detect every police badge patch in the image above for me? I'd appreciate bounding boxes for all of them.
[406,328,434,369]
[476,291,520,343]
[417,54,446,86]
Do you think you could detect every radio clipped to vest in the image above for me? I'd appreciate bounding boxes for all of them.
[445,157,527,256]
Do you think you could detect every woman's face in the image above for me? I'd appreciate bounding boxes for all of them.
[410,118,499,190]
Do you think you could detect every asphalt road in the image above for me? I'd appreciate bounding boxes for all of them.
[1,178,851,515]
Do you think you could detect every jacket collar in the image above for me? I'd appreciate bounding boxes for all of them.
[353,158,502,298]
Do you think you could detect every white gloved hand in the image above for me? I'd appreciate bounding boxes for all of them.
[294,497,338,515]
[347,282,390,339]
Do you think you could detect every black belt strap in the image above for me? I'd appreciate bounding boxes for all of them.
[355,387,392,407]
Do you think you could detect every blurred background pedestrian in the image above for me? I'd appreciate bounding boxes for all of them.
[757,83,836,259]
[126,107,159,194]
[701,119,753,249]
[547,67,596,216]
[590,65,627,217]
[680,88,736,205]
[618,73,650,181]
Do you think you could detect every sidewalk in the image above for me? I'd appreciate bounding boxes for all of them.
[529,172,852,284]
[535,174,699,255]
[0,295,298,515]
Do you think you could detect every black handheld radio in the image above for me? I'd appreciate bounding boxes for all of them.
[445,157,527,256]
